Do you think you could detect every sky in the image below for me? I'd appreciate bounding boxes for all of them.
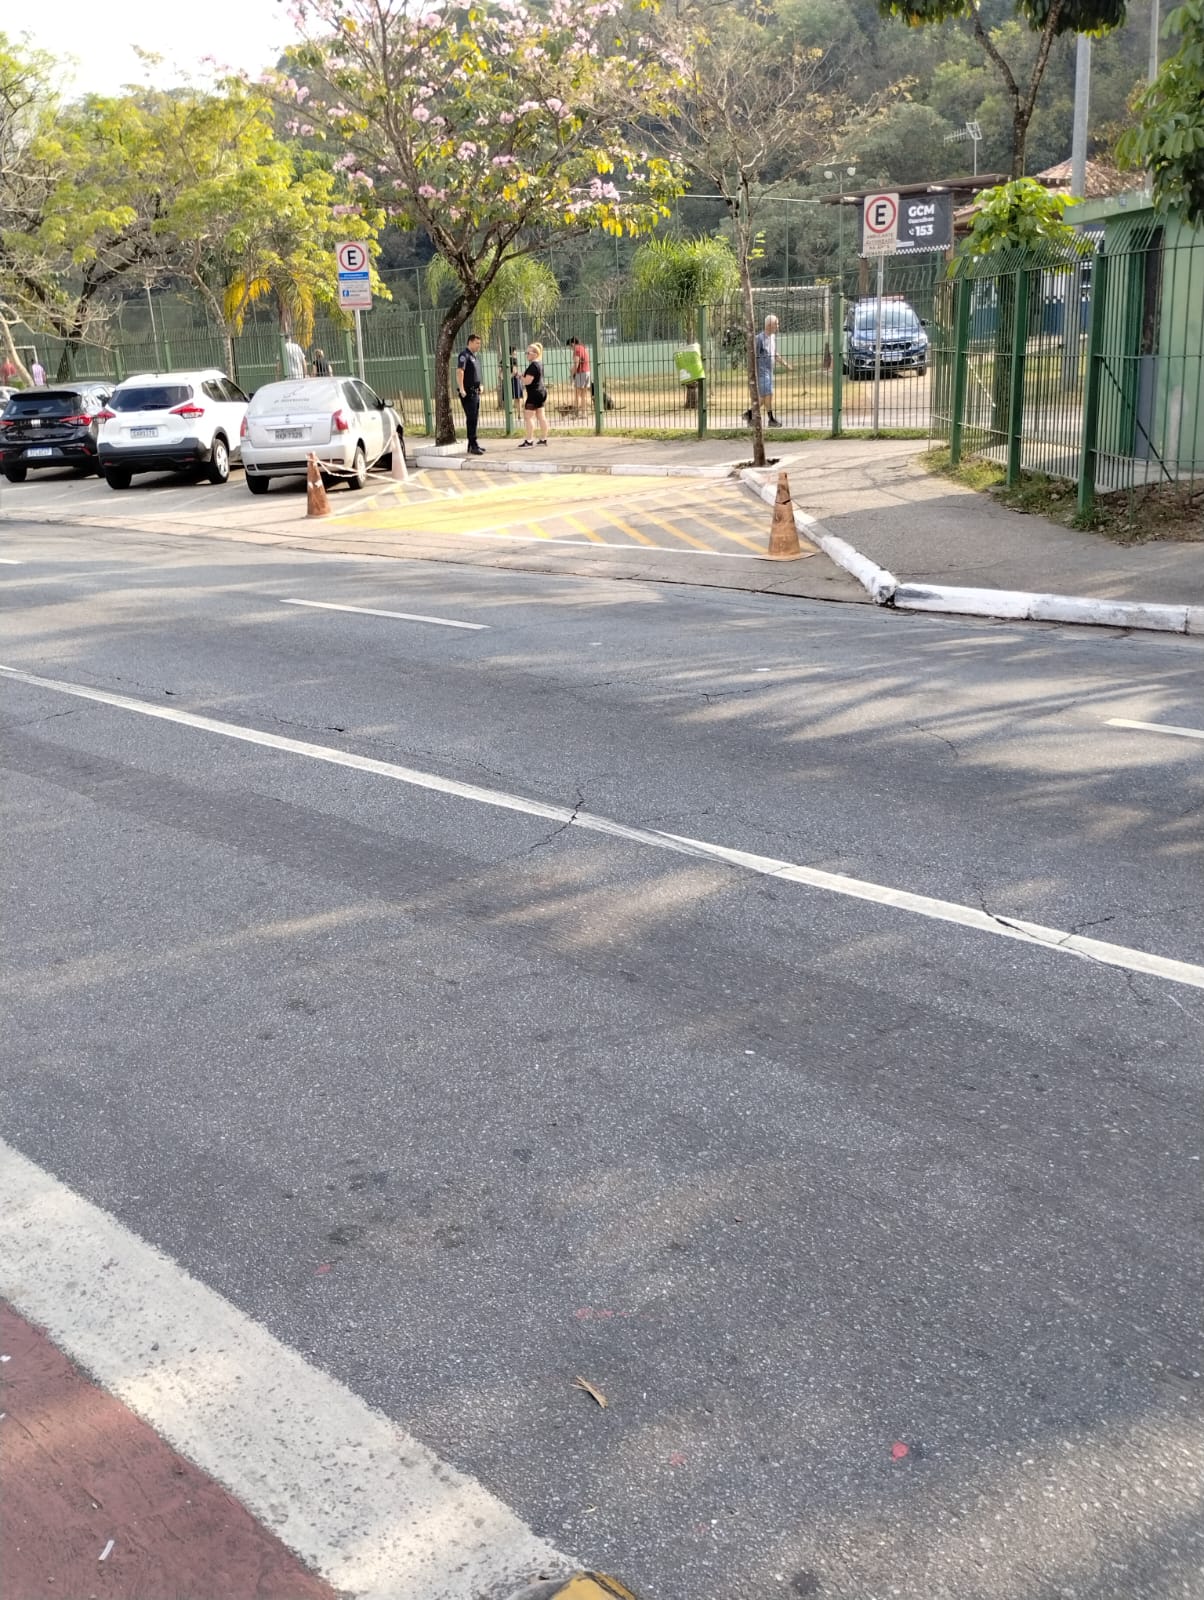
[15,0,302,95]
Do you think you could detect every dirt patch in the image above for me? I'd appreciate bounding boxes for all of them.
[919,448,1204,544]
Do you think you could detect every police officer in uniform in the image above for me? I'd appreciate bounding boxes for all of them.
[456,332,485,455]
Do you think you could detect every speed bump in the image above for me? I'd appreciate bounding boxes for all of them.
[506,1575,640,1600]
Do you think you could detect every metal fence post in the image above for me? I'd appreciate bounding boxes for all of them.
[1006,268,1030,487]
[696,304,708,438]
[831,288,843,437]
[1077,249,1109,520]
[591,309,605,436]
[501,315,515,437]
[342,327,356,379]
[417,318,435,438]
[949,276,972,466]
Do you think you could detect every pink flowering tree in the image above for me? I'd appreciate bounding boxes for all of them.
[276,0,684,442]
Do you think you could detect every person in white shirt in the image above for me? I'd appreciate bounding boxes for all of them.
[744,314,790,428]
[283,339,306,381]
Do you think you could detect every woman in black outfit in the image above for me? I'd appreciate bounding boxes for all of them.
[519,341,549,447]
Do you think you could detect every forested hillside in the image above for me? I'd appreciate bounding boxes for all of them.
[441,0,1165,298]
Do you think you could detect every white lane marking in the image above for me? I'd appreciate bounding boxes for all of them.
[0,1140,568,1599]
[1107,717,1204,744]
[280,598,487,631]
[0,557,23,564]
[4,661,1203,994]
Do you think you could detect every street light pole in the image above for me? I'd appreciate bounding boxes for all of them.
[824,166,857,287]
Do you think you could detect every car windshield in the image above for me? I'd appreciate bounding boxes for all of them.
[7,391,87,416]
[854,308,922,334]
[249,382,341,415]
[110,385,191,412]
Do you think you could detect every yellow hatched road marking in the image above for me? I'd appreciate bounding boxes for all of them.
[590,508,658,547]
[558,511,608,544]
[631,507,715,552]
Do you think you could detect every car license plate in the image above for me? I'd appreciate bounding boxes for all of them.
[131,426,159,438]
[274,427,303,440]
[25,447,53,457]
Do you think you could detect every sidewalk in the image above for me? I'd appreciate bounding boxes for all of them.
[782,438,1204,609]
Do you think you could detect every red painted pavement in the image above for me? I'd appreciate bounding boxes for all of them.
[0,1301,338,1600]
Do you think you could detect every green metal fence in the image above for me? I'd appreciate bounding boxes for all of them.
[13,269,950,440]
[931,219,1204,520]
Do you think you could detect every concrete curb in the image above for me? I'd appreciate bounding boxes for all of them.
[740,469,898,604]
[893,583,1204,635]
[739,468,1203,637]
[414,451,735,481]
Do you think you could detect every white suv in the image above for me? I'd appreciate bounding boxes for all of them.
[97,371,249,489]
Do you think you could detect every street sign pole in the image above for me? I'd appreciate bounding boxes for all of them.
[354,308,366,381]
[873,253,885,435]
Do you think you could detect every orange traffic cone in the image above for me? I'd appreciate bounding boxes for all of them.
[306,452,330,518]
[764,471,802,560]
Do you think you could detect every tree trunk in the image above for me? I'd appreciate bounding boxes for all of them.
[57,278,99,382]
[434,294,474,446]
[0,318,32,386]
[738,252,767,469]
[1011,95,1027,179]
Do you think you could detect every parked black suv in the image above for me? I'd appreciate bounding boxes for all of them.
[0,385,112,481]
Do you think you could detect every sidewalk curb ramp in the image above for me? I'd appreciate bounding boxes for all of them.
[740,469,1204,637]
[505,1575,640,1600]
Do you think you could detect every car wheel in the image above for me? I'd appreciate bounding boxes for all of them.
[3,465,27,483]
[207,436,230,485]
[348,444,367,491]
[915,364,928,378]
[245,473,270,495]
[104,466,132,490]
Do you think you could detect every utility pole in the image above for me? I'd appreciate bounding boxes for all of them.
[1149,0,1160,81]
[1070,34,1092,198]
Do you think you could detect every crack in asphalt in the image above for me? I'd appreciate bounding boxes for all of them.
[908,720,961,757]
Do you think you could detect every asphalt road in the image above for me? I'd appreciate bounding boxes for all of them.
[2,517,1202,1600]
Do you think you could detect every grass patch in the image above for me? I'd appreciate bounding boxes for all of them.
[919,447,1203,543]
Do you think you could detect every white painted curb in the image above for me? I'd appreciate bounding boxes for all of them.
[895,583,1204,635]
[740,468,898,604]
[739,468,1203,637]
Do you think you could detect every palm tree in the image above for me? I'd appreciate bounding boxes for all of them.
[425,255,560,344]
[630,235,740,408]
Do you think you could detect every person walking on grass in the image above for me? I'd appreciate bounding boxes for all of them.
[744,314,790,429]
[456,332,485,456]
[568,335,590,417]
[518,342,549,447]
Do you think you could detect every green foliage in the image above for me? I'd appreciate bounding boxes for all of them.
[1117,0,1204,224]
[631,237,740,311]
[426,255,559,341]
[876,0,1131,176]
[879,0,1126,33]
[960,175,1091,253]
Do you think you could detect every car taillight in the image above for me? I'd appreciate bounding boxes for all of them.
[0,419,12,428]
[332,409,350,433]
[170,402,206,417]
[240,415,248,439]
[60,414,93,426]
[95,409,116,421]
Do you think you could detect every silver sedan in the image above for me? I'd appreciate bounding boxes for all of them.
[241,377,402,494]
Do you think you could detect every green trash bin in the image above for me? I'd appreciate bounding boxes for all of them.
[674,342,705,383]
